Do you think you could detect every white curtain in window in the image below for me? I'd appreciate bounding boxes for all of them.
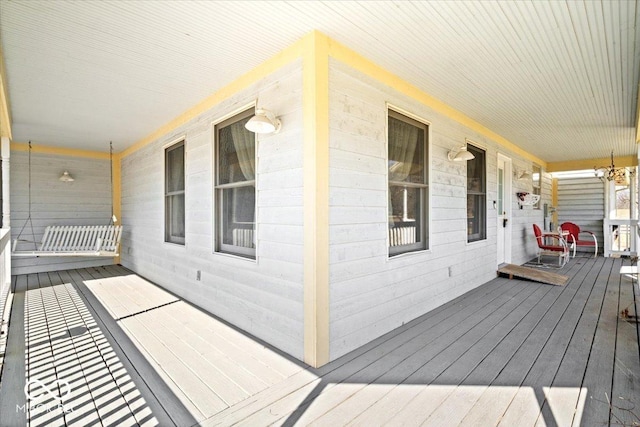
[230,121,255,180]
[389,118,419,223]
[388,119,418,182]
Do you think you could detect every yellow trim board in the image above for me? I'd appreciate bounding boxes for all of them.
[112,152,122,264]
[636,82,640,143]
[326,37,547,169]
[11,141,111,160]
[547,155,637,173]
[303,31,330,368]
[0,44,12,140]
[120,35,307,159]
[551,178,558,225]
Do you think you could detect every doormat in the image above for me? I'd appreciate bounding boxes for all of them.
[497,263,569,286]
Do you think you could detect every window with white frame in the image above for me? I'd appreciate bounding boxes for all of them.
[388,109,429,256]
[466,144,486,243]
[214,108,256,259]
[532,164,541,209]
[165,140,185,244]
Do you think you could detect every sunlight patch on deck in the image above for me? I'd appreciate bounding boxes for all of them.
[82,274,179,320]
[543,386,586,427]
[285,384,584,427]
[115,301,304,423]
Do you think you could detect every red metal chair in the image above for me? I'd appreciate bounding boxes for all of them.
[560,222,598,258]
[533,224,569,267]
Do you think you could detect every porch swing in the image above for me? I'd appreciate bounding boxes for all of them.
[12,142,123,257]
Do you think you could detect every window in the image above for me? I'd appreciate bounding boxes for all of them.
[532,164,541,209]
[214,109,256,259]
[466,144,486,242]
[388,109,429,256]
[165,140,185,244]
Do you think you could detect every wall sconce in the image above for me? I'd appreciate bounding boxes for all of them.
[245,108,281,134]
[59,171,74,182]
[514,169,532,180]
[447,146,475,162]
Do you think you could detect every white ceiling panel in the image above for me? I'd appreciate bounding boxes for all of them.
[0,0,638,163]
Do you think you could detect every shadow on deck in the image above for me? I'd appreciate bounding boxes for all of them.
[0,256,639,426]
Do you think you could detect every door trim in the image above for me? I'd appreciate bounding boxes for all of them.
[497,153,512,265]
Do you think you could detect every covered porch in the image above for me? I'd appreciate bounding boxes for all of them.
[1,254,638,426]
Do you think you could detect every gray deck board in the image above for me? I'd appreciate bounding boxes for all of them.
[611,270,640,427]
[533,257,618,427]
[0,275,28,426]
[203,267,522,426]
[2,256,638,427]
[229,277,539,426]
[499,256,609,426]
[462,255,605,426]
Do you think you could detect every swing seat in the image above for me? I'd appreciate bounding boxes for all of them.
[12,225,123,257]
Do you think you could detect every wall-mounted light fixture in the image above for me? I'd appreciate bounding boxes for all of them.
[245,108,281,134]
[514,168,532,180]
[59,171,74,182]
[447,146,475,162]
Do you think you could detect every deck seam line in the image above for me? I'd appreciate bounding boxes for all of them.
[114,299,181,321]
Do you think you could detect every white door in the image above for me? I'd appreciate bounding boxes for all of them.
[497,154,512,265]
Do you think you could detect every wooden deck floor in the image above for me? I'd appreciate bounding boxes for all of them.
[0,256,639,426]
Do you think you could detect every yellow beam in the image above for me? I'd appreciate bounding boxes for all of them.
[547,155,637,173]
[636,82,640,143]
[112,152,122,264]
[551,178,558,226]
[11,141,111,160]
[0,43,12,141]
[326,38,547,168]
[303,31,330,368]
[121,37,305,159]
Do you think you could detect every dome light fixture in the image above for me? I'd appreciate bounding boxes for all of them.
[245,108,281,134]
[59,171,75,182]
[447,146,475,162]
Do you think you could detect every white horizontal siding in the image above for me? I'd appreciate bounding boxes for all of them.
[328,60,545,360]
[10,151,115,274]
[557,177,605,250]
[120,60,305,360]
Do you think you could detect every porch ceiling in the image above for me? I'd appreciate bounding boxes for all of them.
[0,1,639,163]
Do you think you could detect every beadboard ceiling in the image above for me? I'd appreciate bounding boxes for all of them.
[1,0,639,163]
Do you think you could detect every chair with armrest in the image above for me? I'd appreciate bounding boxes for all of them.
[560,222,597,258]
[533,224,570,267]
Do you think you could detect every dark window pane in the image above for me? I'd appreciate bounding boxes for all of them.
[218,118,254,185]
[168,193,185,240]
[388,116,425,184]
[166,144,184,193]
[466,145,486,243]
[220,185,255,249]
[388,110,429,255]
[165,141,185,244]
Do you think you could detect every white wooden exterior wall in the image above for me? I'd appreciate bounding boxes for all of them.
[119,58,552,364]
[120,60,305,360]
[556,176,605,250]
[327,61,546,360]
[11,151,115,275]
[512,162,554,263]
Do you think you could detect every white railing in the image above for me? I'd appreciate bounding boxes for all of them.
[603,218,639,257]
[389,226,417,246]
[232,228,255,248]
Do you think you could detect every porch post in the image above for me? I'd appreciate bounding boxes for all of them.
[302,31,330,368]
[1,136,9,229]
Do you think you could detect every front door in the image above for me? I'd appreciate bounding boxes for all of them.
[497,154,512,265]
